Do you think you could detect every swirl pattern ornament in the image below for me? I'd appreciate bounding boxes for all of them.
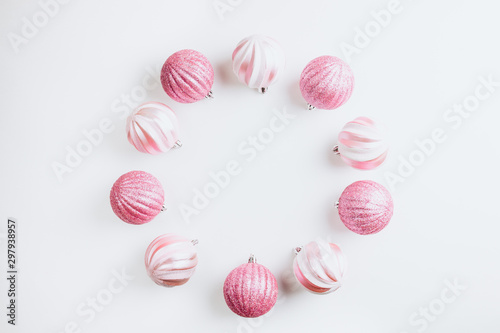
[232,34,286,92]
[110,171,164,225]
[223,255,278,318]
[145,234,198,287]
[336,116,388,170]
[293,239,345,294]
[299,55,354,110]
[126,102,181,154]
[337,180,394,235]
[161,49,214,103]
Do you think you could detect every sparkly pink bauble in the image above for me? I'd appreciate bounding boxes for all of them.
[293,239,345,294]
[110,171,164,225]
[337,180,393,235]
[126,102,181,155]
[161,49,214,103]
[300,55,354,110]
[337,116,388,170]
[145,234,198,287]
[232,34,286,91]
[223,257,278,318]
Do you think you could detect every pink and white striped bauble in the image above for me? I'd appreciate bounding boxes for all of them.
[145,234,198,287]
[300,55,354,110]
[161,49,214,103]
[110,171,164,225]
[337,180,394,235]
[293,239,345,294]
[223,255,278,318]
[232,34,286,93]
[334,116,388,170]
[126,102,181,155]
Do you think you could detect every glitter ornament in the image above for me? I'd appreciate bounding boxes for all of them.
[223,255,278,318]
[126,102,182,154]
[232,34,286,93]
[293,239,345,294]
[333,116,388,170]
[145,234,198,287]
[299,55,354,110]
[110,171,165,225]
[161,49,214,103]
[336,180,393,235]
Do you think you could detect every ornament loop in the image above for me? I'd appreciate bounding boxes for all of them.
[248,254,256,263]
[332,145,340,155]
[205,90,214,99]
[260,87,268,94]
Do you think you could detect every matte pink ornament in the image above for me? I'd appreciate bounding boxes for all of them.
[337,180,393,235]
[223,255,278,318]
[333,116,388,170]
[145,234,198,287]
[299,55,354,110]
[110,171,164,225]
[293,239,345,294]
[126,102,182,155]
[161,49,214,103]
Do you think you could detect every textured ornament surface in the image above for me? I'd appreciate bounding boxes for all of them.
[223,261,278,318]
[126,102,180,154]
[293,239,345,294]
[232,34,286,90]
[300,55,354,110]
[337,116,388,169]
[338,180,393,235]
[161,49,214,103]
[110,171,164,225]
[145,234,198,287]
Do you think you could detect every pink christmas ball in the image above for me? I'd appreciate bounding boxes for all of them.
[293,239,345,294]
[145,234,198,287]
[126,102,181,155]
[161,49,214,103]
[337,180,393,235]
[299,55,354,110]
[223,256,278,318]
[110,171,164,225]
[336,116,388,170]
[232,34,286,92]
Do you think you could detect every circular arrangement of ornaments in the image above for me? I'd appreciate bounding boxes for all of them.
[106,33,395,319]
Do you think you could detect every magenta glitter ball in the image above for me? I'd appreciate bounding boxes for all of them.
[160,49,214,103]
[337,180,393,235]
[110,171,164,225]
[299,55,354,110]
[223,256,278,318]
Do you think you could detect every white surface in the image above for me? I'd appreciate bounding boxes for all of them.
[1,0,500,332]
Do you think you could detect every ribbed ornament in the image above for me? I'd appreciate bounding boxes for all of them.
[337,180,393,235]
[293,239,345,294]
[161,49,214,103]
[126,102,181,154]
[223,255,278,318]
[335,116,388,170]
[299,55,354,110]
[110,171,164,225]
[144,234,198,287]
[232,34,286,92]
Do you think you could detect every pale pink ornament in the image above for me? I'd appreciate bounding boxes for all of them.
[126,102,182,154]
[161,49,214,103]
[232,34,286,93]
[300,55,354,110]
[110,171,165,225]
[145,234,198,287]
[293,239,345,294]
[223,255,278,318]
[333,116,388,170]
[336,180,393,235]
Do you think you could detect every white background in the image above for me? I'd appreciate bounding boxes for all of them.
[1,0,499,332]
